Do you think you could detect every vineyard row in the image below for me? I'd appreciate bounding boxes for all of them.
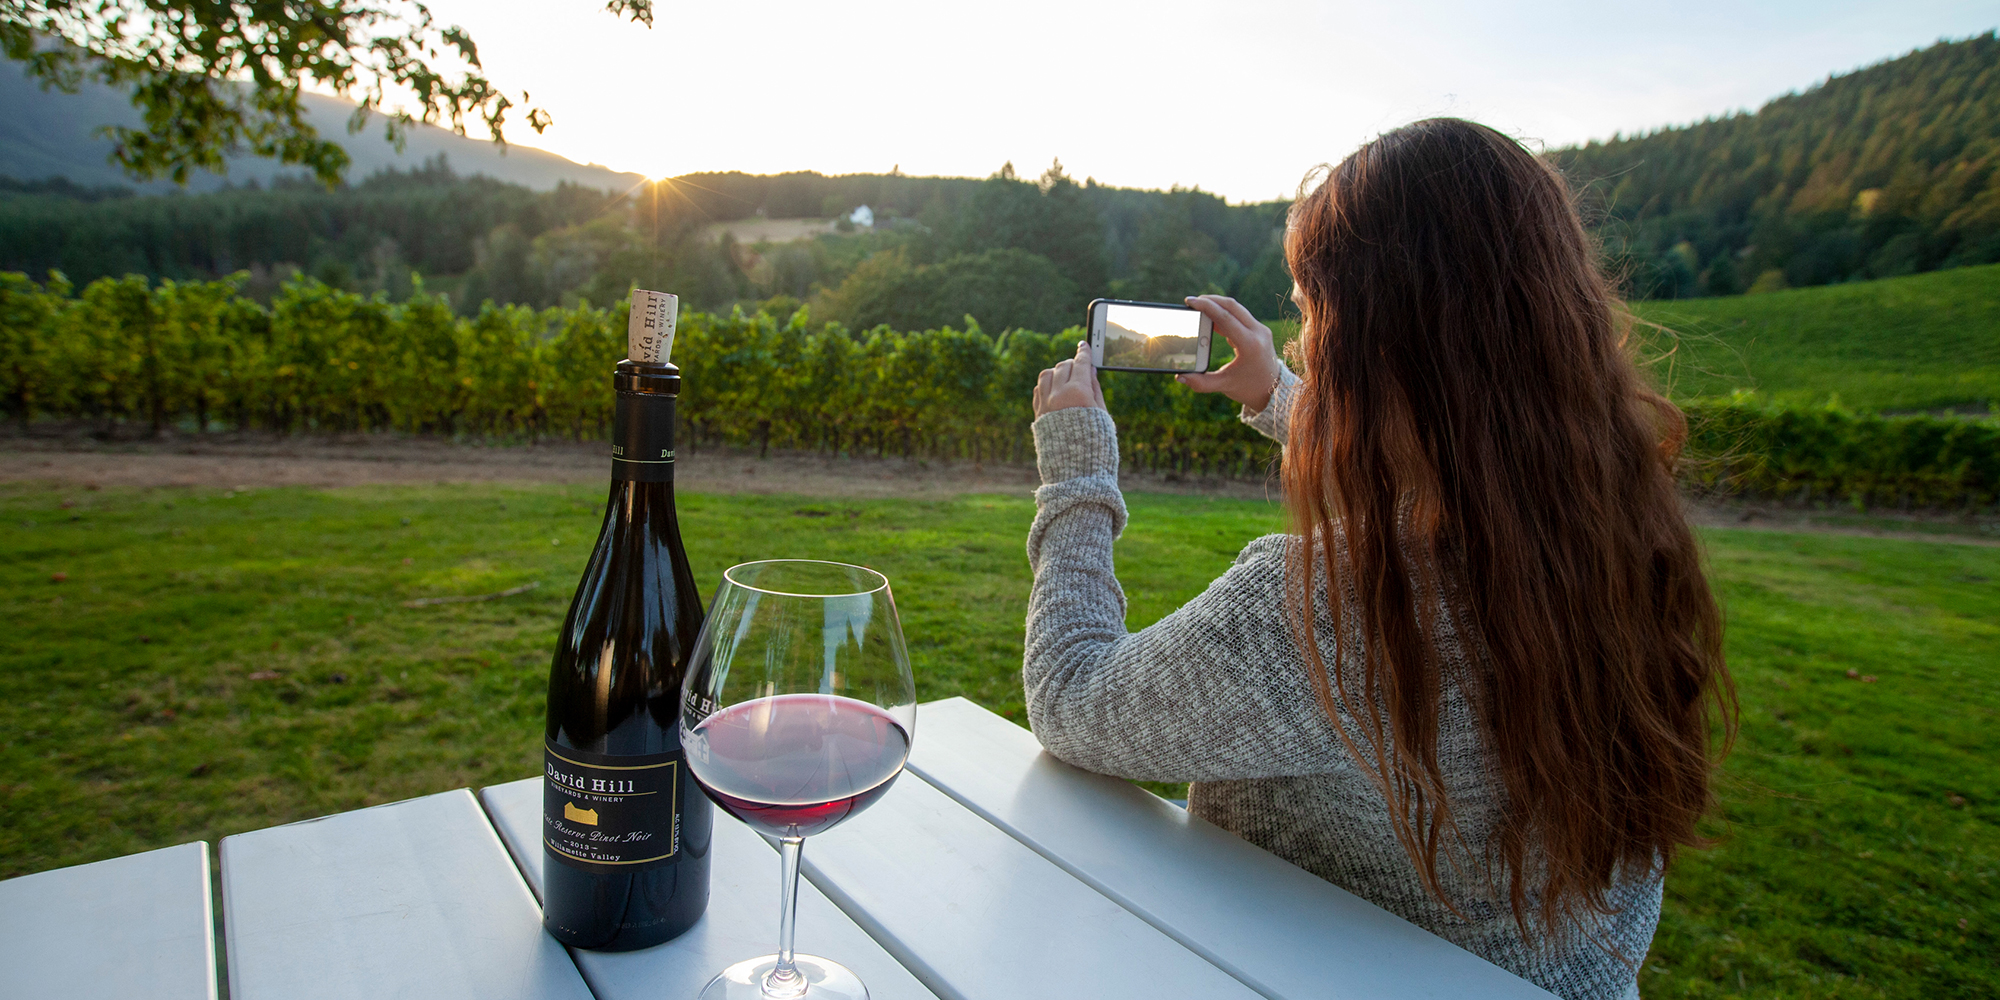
[3,273,1996,509]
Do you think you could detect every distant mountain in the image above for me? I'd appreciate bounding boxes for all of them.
[1553,32,2000,298]
[0,61,646,194]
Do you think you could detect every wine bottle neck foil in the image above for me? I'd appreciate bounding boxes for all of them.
[611,361,677,484]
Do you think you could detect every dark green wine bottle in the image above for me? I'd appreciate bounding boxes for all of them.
[541,292,710,951]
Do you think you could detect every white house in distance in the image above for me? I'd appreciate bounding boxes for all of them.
[848,205,875,229]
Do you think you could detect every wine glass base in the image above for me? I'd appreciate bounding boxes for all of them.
[697,954,869,1000]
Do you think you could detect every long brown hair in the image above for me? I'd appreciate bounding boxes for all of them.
[1281,118,1734,943]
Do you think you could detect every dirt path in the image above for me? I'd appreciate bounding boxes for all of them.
[4,431,1992,546]
[0,430,1279,501]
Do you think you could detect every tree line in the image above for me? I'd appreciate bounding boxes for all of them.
[4,271,1996,508]
[0,157,1294,331]
[1558,32,2000,298]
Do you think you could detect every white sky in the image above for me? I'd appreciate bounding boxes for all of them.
[1105,303,1203,341]
[409,0,1998,204]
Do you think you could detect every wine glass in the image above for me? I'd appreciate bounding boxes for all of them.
[681,559,916,1000]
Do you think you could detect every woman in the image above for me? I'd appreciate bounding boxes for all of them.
[1024,118,1733,1000]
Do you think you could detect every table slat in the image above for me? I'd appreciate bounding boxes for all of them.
[796,765,1263,1000]
[219,789,591,1000]
[481,777,939,1000]
[0,841,217,1000]
[906,697,1555,1000]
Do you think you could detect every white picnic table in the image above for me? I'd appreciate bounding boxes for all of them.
[1,698,1555,1000]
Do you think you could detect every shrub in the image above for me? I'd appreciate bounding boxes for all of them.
[1684,395,2000,508]
[4,271,1995,508]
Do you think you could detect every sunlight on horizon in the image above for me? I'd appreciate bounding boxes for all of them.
[392,0,1997,202]
[1103,304,1202,341]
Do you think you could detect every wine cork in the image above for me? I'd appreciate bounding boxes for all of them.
[628,289,678,365]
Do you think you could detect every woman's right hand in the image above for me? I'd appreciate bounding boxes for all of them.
[1176,295,1284,412]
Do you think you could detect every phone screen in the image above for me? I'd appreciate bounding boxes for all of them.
[1098,303,1206,371]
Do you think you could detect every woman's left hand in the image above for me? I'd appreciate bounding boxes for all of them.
[1033,341,1106,417]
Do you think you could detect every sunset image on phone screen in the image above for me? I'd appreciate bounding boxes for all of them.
[1101,304,1203,370]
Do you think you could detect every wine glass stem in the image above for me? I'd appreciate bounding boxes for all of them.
[764,835,807,998]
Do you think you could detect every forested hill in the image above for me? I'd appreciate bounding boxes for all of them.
[0,61,646,195]
[0,157,1293,329]
[1554,32,2000,298]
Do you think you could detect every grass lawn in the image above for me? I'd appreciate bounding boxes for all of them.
[2,481,1994,998]
[1628,263,2000,413]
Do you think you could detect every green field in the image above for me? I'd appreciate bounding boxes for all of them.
[2,481,1994,998]
[1630,264,2000,413]
[1258,263,2000,416]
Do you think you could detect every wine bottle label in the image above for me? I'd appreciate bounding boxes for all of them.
[543,740,683,873]
[628,289,678,364]
[610,392,675,483]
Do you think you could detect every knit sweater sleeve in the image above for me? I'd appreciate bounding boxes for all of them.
[1239,364,1302,443]
[1022,406,1352,782]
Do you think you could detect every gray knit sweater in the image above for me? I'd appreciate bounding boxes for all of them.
[1022,375,1658,1000]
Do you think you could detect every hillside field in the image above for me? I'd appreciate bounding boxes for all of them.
[2,481,1993,999]
[1261,264,2000,416]
[1629,264,2000,413]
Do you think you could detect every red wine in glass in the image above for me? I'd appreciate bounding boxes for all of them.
[687,694,910,839]
[680,559,915,1000]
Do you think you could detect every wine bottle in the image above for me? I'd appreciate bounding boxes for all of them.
[542,289,711,951]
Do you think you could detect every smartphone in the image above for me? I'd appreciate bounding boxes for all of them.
[1087,298,1213,374]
